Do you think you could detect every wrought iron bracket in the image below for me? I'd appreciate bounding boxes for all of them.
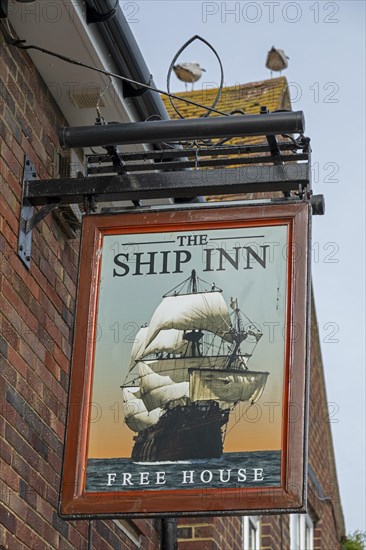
[25,202,61,233]
[22,164,323,211]
[17,137,323,267]
[24,164,311,205]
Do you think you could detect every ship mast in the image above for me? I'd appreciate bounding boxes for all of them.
[227,298,244,369]
[185,270,202,356]
[190,269,197,294]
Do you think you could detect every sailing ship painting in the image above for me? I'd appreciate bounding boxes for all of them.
[121,269,269,462]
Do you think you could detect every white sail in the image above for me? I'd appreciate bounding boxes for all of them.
[130,326,149,366]
[146,292,232,347]
[142,329,189,358]
[138,363,189,411]
[122,388,161,432]
[138,356,226,383]
[140,353,249,383]
[190,369,269,404]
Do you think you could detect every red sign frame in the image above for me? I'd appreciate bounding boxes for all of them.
[60,201,310,518]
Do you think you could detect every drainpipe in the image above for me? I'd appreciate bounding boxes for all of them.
[161,518,177,550]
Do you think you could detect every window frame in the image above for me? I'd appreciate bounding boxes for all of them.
[290,513,314,550]
[242,516,260,550]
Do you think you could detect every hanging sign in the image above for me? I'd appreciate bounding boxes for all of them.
[60,202,310,517]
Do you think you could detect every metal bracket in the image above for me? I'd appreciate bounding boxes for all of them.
[24,202,61,233]
[18,157,36,268]
[17,134,322,267]
[261,107,291,198]
[18,157,61,268]
[25,163,311,205]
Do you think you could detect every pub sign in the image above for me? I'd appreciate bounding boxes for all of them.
[60,202,310,517]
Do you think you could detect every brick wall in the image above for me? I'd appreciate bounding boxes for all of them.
[0,29,160,550]
[307,296,344,549]
[260,515,290,549]
[177,516,242,549]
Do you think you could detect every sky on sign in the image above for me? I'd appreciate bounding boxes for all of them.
[119,0,365,533]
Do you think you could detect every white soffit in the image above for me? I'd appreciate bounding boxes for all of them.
[7,0,141,132]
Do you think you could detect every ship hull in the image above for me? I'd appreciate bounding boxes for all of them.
[131,402,230,462]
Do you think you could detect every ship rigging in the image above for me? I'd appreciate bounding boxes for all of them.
[121,270,269,462]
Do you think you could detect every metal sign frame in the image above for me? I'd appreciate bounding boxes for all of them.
[60,200,311,518]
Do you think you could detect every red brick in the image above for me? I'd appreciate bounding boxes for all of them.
[0,436,13,465]
[194,525,215,538]
[1,219,17,250]
[0,185,19,232]
[1,463,19,493]
[1,318,20,351]
[9,490,30,520]
[5,531,26,550]
[179,542,216,550]
[16,520,45,549]
[53,344,70,372]
[42,520,60,549]
[178,526,193,539]
[0,140,22,179]
[0,357,17,387]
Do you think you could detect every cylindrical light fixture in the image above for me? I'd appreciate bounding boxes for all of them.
[59,111,305,149]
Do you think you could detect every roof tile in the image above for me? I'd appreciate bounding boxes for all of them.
[162,76,290,120]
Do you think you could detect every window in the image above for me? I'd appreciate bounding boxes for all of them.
[290,514,314,550]
[242,516,260,550]
[113,520,142,547]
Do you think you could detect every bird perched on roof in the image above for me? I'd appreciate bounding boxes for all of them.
[265,47,289,76]
[173,62,206,90]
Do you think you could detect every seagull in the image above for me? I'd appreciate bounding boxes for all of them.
[173,62,206,90]
[265,47,289,76]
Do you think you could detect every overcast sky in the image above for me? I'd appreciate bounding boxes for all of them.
[125,0,366,533]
